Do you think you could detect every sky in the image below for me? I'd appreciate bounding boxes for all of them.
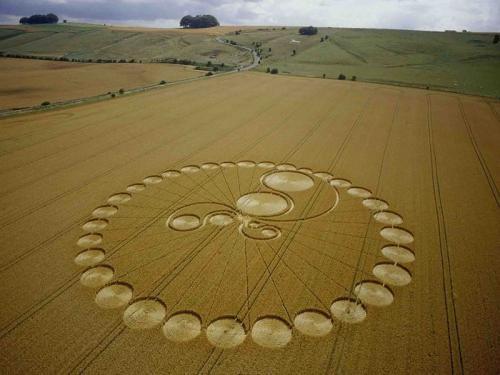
[0,0,499,32]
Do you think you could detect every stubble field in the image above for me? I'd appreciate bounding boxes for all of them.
[0,72,498,374]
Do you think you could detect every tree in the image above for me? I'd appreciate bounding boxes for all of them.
[494,34,500,44]
[292,49,296,56]
[180,15,219,29]
[180,15,194,28]
[299,26,318,36]
[338,73,346,80]
[19,13,59,24]
[271,68,279,74]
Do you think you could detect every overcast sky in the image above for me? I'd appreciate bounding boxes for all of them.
[0,0,498,32]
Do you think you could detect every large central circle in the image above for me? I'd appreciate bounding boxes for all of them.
[236,192,290,217]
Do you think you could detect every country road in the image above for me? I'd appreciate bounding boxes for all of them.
[215,36,260,70]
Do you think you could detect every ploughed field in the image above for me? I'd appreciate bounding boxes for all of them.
[0,72,498,374]
[0,57,204,110]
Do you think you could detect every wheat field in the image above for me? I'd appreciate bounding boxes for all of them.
[0,72,498,374]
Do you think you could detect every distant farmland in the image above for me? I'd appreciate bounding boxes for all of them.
[1,23,499,97]
[0,57,204,109]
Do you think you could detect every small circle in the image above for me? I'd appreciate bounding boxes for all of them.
[314,172,333,181]
[162,170,181,178]
[373,211,403,226]
[143,175,163,184]
[373,263,412,286]
[206,317,246,349]
[181,165,200,173]
[126,184,146,193]
[276,163,296,171]
[220,162,236,168]
[82,219,108,232]
[162,312,202,343]
[237,160,256,168]
[263,171,314,192]
[362,198,389,211]
[354,281,394,307]
[92,205,118,218]
[261,228,279,238]
[107,193,132,205]
[329,178,351,188]
[330,299,367,324]
[294,310,333,337]
[74,249,105,266]
[80,266,114,288]
[95,283,133,309]
[381,245,415,264]
[257,161,275,168]
[236,193,290,217]
[251,317,292,349]
[209,214,234,226]
[123,299,166,329]
[169,215,201,231]
[201,163,219,170]
[77,233,103,248]
[380,227,414,244]
[347,187,372,198]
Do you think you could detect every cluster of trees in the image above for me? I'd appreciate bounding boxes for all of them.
[299,26,318,35]
[494,34,499,44]
[19,13,58,24]
[180,15,219,29]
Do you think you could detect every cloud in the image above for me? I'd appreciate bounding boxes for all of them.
[0,0,498,31]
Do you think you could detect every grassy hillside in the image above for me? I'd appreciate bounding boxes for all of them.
[229,27,500,97]
[0,23,252,67]
[0,23,499,97]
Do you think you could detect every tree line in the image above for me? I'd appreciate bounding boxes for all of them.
[19,13,59,24]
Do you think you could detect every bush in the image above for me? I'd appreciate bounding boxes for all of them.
[206,71,214,76]
[213,66,219,72]
[494,34,500,44]
[270,68,279,74]
[323,74,326,79]
[111,93,116,98]
[41,101,50,106]
[207,61,212,67]
[266,67,271,73]
[351,75,357,81]
[292,49,296,56]
[299,26,318,36]
[119,88,124,94]
[338,73,346,80]
[160,80,166,85]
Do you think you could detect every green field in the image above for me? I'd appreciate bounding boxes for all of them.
[1,23,499,97]
[229,27,500,97]
[0,23,251,67]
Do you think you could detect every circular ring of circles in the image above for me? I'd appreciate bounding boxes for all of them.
[76,161,415,349]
